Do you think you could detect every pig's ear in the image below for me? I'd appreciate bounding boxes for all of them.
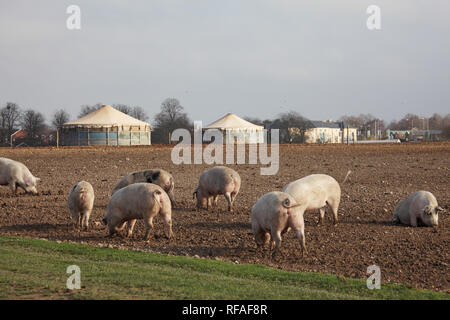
[424,206,432,215]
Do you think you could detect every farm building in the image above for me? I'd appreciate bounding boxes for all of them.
[203,113,264,143]
[290,120,357,143]
[60,105,152,146]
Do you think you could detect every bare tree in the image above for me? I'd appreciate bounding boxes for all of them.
[130,106,149,122]
[112,104,132,115]
[0,102,22,141]
[113,104,149,122]
[270,111,313,143]
[52,109,70,129]
[21,109,46,145]
[387,113,420,130]
[243,116,263,126]
[153,98,192,144]
[78,103,103,118]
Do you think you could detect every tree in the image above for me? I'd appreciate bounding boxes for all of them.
[113,104,149,122]
[0,102,22,143]
[112,104,132,115]
[243,117,263,126]
[52,109,70,129]
[21,110,46,145]
[153,98,192,144]
[130,106,149,122]
[270,111,313,143]
[78,103,103,118]
[388,113,420,130]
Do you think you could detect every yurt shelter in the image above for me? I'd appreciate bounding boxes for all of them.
[60,105,152,146]
[204,113,264,143]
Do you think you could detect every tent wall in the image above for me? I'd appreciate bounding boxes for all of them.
[223,129,264,144]
[61,127,151,146]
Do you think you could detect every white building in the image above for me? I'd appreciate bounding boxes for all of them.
[290,120,357,143]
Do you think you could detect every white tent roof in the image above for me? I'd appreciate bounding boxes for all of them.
[204,113,263,130]
[62,105,151,129]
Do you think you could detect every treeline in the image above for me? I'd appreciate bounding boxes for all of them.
[1,99,449,146]
[0,99,194,146]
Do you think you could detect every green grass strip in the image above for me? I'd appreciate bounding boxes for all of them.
[0,235,447,300]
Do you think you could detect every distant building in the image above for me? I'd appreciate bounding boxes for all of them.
[290,120,357,144]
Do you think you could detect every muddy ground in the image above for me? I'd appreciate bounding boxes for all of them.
[0,143,449,292]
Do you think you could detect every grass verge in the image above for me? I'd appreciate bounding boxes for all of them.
[0,235,447,300]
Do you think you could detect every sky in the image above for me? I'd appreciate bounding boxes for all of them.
[0,1,449,125]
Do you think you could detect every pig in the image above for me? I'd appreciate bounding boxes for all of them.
[393,191,443,227]
[102,183,173,242]
[193,166,241,212]
[250,191,307,257]
[112,169,176,206]
[0,157,41,195]
[282,172,350,226]
[68,181,95,231]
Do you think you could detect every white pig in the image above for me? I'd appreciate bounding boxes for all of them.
[0,157,40,195]
[193,166,241,212]
[393,191,443,227]
[68,181,95,231]
[102,183,173,241]
[251,191,307,257]
[282,172,350,225]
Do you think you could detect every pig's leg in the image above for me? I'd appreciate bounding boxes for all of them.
[77,215,82,230]
[206,197,211,210]
[230,192,237,205]
[84,210,91,231]
[255,231,268,253]
[270,229,282,258]
[293,225,307,256]
[263,232,270,249]
[126,219,137,238]
[318,207,326,225]
[143,217,154,242]
[81,211,90,231]
[8,180,17,195]
[213,195,218,208]
[161,213,173,239]
[224,193,233,212]
[327,199,339,225]
[80,212,86,231]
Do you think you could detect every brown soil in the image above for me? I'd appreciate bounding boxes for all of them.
[0,143,449,292]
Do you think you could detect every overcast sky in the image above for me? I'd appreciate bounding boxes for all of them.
[0,1,449,125]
